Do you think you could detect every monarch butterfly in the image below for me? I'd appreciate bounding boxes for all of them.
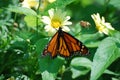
[43,27,89,58]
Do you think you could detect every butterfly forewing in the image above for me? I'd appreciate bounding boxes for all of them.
[43,32,58,58]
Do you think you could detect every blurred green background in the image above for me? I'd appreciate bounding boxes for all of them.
[0,0,120,80]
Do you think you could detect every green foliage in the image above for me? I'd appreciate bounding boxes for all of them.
[96,0,120,9]
[46,0,76,10]
[8,6,37,16]
[109,0,120,9]
[38,57,65,73]
[0,0,120,80]
[24,15,41,27]
[41,71,55,80]
[90,36,120,80]
[70,57,91,78]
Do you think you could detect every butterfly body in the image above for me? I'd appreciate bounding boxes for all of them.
[43,28,89,58]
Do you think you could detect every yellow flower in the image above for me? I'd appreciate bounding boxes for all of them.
[91,13,114,35]
[39,0,48,11]
[41,8,72,35]
[21,0,39,9]
[48,0,56,3]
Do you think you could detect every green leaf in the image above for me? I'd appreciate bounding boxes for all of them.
[35,38,48,54]
[104,69,120,76]
[38,56,65,73]
[71,57,92,69]
[77,32,104,42]
[0,74,4,80]
[46,0,76,10]
[70,57,92,78]
[7,6,37,16]
[24,15,41,27]
[42,71,55,80]
[71,22,82,35]
[30,32,46,44]
[110,30,120,43]
[85,41,101,48]
[16,30,32,40]
[112,77,120,80]
[80,0,94,7]
[90,37,120,80]
[109,0,120,9]
[96,0,120,9]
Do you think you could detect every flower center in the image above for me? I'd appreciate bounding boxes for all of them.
[51,19,61,28]
[96,23,106,32]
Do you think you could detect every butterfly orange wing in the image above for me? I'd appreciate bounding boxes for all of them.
[58,31,89,57]
[58,36,71,57]
[43,32,59,58]
[43,28,89,58]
